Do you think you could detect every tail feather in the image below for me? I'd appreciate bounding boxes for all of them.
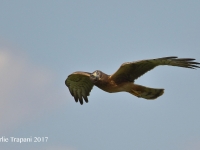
[129,84,164,100]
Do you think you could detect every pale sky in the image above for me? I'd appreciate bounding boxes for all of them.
[0,1,200,150]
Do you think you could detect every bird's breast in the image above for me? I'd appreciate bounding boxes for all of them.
[95,79,131,93]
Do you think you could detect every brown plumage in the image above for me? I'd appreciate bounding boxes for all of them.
[65,56,200,105]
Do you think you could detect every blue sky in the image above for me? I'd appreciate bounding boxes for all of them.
[0,1,200,150]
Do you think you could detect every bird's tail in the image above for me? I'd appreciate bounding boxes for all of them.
[129,84,164,100]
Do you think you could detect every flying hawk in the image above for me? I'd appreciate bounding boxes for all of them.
[65,56,200,105]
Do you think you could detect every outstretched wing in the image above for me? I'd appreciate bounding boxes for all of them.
[110,56,200,83]
[65,71,94,105]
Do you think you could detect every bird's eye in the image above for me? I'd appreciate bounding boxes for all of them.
[97,71,101,78]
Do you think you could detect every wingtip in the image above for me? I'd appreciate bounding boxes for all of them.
[74,97,78,103]
[162,56,178,59]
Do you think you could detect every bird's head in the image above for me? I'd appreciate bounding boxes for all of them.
[90,70,102,83]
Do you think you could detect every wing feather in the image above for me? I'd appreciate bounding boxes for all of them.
[65,71,94,105]
[110,56,200,83]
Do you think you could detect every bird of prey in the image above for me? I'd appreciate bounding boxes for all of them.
[65,56,200,105]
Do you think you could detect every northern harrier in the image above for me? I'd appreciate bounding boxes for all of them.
[65,56,200,105]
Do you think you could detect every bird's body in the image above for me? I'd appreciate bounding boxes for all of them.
[95,77,130,93]
[65,56,200,105]
[91,72,127,93]
[92,72,164,99]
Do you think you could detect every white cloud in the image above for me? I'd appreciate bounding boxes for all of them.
[0,47,64,133]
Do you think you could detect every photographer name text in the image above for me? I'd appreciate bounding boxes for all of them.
[0,136,48,143]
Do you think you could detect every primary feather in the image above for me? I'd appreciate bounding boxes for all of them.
[110,56,200,83]
[65,72,94,104]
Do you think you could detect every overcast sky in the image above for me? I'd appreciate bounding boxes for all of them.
[0,1,200,150]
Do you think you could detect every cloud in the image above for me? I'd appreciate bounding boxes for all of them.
[183,139,200,150]
[0,47,64,133]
